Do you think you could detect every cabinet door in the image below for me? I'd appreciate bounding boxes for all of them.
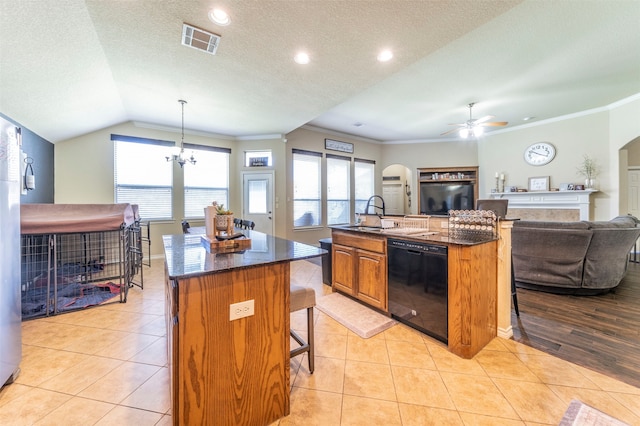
[356,249,387,311]
[333,244,356,295]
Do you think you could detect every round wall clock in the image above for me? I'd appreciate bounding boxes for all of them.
[524,142,556,166]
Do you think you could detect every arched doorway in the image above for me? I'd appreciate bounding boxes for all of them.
[382,164,413,215]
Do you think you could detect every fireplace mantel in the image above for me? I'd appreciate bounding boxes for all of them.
[488,190,597,220]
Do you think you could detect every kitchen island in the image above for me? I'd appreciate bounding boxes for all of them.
[331,219,511,359]
[163,229,325,426]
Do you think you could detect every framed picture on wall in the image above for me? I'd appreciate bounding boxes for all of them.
[528,176,550,192]
[325,138,354,153]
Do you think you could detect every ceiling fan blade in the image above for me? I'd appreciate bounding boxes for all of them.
[473,115,494,124]
[440,127,462,136]
[480,121,508,127]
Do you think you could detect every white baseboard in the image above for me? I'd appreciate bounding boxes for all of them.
[497,326,513,339]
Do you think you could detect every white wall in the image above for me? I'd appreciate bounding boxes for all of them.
[480,112,611,220]
[610,96,640,216]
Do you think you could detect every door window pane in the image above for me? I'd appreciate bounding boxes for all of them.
[248,179,267,214]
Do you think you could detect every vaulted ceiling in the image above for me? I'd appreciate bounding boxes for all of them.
[1,0,639,144]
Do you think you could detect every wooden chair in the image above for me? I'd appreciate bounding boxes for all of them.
[290,285,315,373]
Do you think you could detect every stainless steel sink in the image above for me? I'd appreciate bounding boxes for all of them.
[341,225,382,231]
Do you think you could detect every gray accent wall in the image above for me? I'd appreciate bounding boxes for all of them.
[0,113,54,204]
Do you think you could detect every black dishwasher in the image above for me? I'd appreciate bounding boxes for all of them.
[387,238,448,343]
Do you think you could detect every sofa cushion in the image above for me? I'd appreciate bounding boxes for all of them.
[582,227,640,290]
[512,227,593,288]
[587,215,638,229]
[513,220,590,230]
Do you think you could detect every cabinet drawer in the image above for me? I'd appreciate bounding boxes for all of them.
[332,231,386,254]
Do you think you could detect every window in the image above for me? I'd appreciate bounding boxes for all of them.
[326,154,350,225]
[354,159,375,214]
[293,149,321,227]
[183,144,230,218]
[113,135,174,220]
[245,150,272,167]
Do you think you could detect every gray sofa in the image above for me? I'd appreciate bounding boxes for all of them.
[512,216,640,295]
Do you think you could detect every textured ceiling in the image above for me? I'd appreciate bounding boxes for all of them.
[0,0,639,143]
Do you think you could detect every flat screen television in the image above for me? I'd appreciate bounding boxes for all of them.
[419,182,475,215]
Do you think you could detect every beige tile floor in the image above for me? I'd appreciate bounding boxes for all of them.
[1,258,639,425]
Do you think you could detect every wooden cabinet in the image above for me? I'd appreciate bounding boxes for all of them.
[331,231,387,311]
[332,227,499,359]
[447,240,498,359]
[164,263,290,425]
[355,249,387,309]
[333,244,355,294]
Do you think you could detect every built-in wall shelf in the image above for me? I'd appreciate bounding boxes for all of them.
[417,167,479,215]
[418,167,478,183]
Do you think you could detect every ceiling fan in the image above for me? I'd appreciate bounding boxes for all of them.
[441,102,508,138]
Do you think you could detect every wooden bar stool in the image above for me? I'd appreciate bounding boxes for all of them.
[290,285,315,373]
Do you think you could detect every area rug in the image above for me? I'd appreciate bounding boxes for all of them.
[315,293,396,338]
[559,399,629,426]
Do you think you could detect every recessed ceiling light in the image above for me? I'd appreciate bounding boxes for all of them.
[377,49,393,62]
[208,8,231,26]
[523,116,536,121]
[294,52,310,65]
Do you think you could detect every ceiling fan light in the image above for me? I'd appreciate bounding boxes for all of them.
[459,128,470,138]
[473,126,484,137]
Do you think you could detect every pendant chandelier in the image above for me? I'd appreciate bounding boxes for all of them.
[167,99,196,167]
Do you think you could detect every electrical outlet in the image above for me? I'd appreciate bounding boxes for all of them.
[411,310,417,316]
[229,300,254,321]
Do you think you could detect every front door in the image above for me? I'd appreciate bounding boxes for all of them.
[242,172,274,234]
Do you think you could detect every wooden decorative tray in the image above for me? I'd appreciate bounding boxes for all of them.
[201,235,251,252]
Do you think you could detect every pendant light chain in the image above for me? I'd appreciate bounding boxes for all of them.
[167,99,196,167]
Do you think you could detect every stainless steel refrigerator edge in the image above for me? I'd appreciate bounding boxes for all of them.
[0,118,22,386]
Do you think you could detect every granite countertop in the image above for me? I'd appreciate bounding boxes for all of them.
[164,228,326,279]
[330,225,498,246]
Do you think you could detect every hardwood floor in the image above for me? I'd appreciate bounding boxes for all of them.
[511,261,640,389]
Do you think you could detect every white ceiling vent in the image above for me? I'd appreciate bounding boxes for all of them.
[182,23,220,55]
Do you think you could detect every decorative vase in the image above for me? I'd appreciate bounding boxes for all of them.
[585,178,596,190]
[215,214,234,235]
